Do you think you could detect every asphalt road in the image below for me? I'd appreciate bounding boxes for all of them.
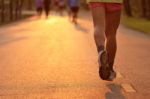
[0,11,150,99]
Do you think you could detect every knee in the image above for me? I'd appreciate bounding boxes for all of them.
[106,27,117,40]
[107,35,117,43]
[94,27,105,39]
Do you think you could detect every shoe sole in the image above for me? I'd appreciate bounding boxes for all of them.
[99,51,110,80]
[108,70,117,81]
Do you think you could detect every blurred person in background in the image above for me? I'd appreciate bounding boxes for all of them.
[54,0,59,11]
[43,0,51,18]
[68,0,80,24]
[58,0,65,15]
[35,0,43,17]
[87,0,123,81]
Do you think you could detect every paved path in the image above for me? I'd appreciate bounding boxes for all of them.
[0,12,150,99]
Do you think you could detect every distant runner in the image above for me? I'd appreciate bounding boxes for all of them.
[87,0,123,81]
[54,0,59,11]
[68,0,80,24]
[35,0,43,17]
[58,0,65,15]
[43,0,51,18]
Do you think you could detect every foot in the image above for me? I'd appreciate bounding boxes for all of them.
[72,19,77,25]
[98,50,110,80]
[108,68,117,81]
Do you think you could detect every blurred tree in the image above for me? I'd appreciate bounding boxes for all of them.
[123,0,150,20]
[0,0,24,23]
[27,0,33,10]
[9,0,14,20]
[15,0,19,19]
[142,0,147,17]
[14,0,23,19]
[130,0,142,17]
[18,0,24,18]
[123,0,132,16]
[1,0,5,22]
[141,0,150,19]
[146,0,150,19]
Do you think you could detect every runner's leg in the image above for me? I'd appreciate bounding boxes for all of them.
[73,7,79,24]
[91,6,105,52]
[91,6,113,80]
[105,8,122,70]
[45,7,49,18]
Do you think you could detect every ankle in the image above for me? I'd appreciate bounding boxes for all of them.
[97,45,104,53]
[109,62,114,71]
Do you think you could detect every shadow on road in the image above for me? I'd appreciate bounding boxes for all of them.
[0,35,28,46]
[74,24,89,33]
[105,83,126,99]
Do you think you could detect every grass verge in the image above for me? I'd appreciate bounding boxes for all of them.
[121,15,150,35]
[0,14,33,26]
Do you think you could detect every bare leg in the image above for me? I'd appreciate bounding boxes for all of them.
[91,7,112,80]
[105,10,121,69]
[91,7,106,52]
[73,12,78,24]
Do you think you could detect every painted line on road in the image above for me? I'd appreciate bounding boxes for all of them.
[121,83,136,93]
[116,71,123,78]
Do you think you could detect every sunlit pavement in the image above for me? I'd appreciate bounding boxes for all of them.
[0,11,150,99]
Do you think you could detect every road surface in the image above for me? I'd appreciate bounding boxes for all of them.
[0,11,150,99]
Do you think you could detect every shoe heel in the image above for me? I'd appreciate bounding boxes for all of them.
[100,51,108,65]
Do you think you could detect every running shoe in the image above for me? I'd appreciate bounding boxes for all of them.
[108,68,117,81]
[98,50,110,80]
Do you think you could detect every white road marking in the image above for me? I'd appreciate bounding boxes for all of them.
[121,84,136,93]
[116,71,123,78]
